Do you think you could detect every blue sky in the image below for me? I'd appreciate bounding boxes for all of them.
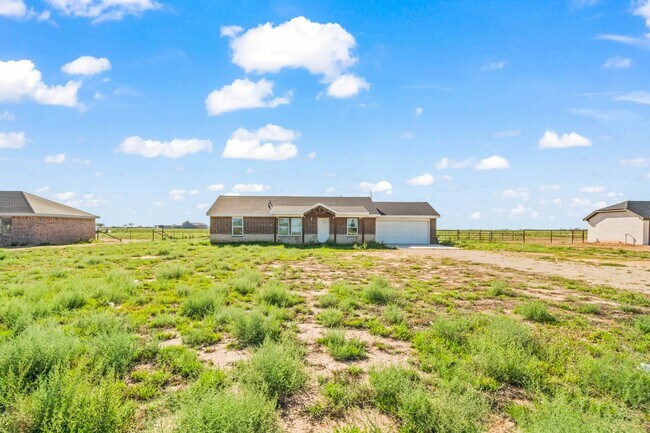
[1,0,649,228]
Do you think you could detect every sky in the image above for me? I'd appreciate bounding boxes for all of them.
[1,0,649,228]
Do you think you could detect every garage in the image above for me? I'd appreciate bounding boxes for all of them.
[376,219,429,245]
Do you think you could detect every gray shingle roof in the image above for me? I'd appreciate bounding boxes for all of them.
[583,201,650,220]
[206,196,439,217]
[0,191,98,219]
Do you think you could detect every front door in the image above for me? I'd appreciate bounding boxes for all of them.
[317,218,330,243]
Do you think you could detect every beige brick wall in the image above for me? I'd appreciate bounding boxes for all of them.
[0,216,95,246]
[587,211,647,245]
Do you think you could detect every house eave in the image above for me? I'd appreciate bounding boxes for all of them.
[0,213,98,219]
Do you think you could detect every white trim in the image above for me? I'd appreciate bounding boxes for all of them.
[376,215,438,220]
[210,214,438,219]
[346,217,359,236]
[277,217,303,237]
[231,217,244,237]
[0,213,97,219]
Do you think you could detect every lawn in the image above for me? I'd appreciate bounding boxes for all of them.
[0,240,648,433]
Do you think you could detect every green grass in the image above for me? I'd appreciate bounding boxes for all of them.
[257,281,299,307]
[516,301,557,323]
[230,309,281,346]
[362,278,399,305]
[318,331,367,361]
[317,308,344,328]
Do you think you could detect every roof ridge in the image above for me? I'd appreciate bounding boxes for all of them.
[20,191,35,213]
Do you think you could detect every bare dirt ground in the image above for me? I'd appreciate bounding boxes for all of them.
[390,248,650,295]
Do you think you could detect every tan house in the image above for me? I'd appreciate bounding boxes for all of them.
[206,195,440,245]
[583,201,650,245]
[0,191,98,246]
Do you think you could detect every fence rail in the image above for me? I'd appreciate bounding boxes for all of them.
[97,227,209,241]
[437,229,586,244]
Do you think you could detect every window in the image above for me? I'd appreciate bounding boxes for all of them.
[232,217,243,236]
[278,217,302,236]
[0,218,11,235]
[347,218,359,236]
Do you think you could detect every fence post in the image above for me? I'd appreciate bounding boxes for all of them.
[550,230,553,243]
[582,230,585,243]
[489,230,493,242]
[571,230,574,244]
[523,230,526,243]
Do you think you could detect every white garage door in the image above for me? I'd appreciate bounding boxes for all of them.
[376,220,429,245]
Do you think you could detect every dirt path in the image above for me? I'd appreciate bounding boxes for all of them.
[390,248,650,295]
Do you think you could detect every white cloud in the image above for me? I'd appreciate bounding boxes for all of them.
[415,107,423,116]
[569,107,636,121]
[54,191,75,200]
[0,60,81,108]
[0,0,26,18]
[539,184,562,192]
[62,56,111,76]
[46,0,161,22]
[407,173,434,186]
[307,151,317,160]
[36,186,50,193]
[222,124,298,161]
[475,155,510,170]
[620,157,649,167]
[65,193,107,208]
[118,136,212,158]
[482,61,506,71]
[493,129,520,138]
[223,16,368,95]
[360,180,392,195]
[152,201,166,207]
[0,110,15,121]
[595,2,650,49]
[232,183,271,193]
[501,188,530,201]
[326,187,335,193]
[538,130,591,149]
[634,0,650,28]
[326,74,369,98]
[0,131,26,149]
[510,205,527,215]
[602,56,631,69]
[196,203,209,209]
[470,211,481,220]
[207,184,225,192]
[44,153,66,164]
[434,157,474,170]
[646,173,650,179]
[169,189,185,201]
[401,131,414,139]
[205,78,289,116]
[616,91,650,105]
[580,186,605,193]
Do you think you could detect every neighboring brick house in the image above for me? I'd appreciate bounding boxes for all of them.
[584,201,650,245]
[206,196,440,245]
[0,191,98,246]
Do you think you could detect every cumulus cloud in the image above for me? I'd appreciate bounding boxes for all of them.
[596,1,650,48]
[580,186,605,193]
[501,188,530,201]
[0,131,26,148]
[475,155,510,170]
[326,74,369,98]
[46,0,161,22]
[620,157,649,167]
[222,16,368,98]
[207,184,225,191]
[0,60,81,108]
[222,124,298,161]
[232,183,271,193]
[602,56,631,69]
[470,211,481,220]
[0,0,26,17]
[415,107,423,116]
[118,136,212,158]
[168,189,186,201]
[539,184,562,192]
[53,191,75,200]
[205,78,289,116]
[360,180,392,195]
[434,157,473,170]
[615,91,650,105]
[0,110,15,120]
[407,173,434,186]
[538,130,591,149]
[64,193,107,208]
[44,153,66,164]
[62,56,111,76]
[482,61,506,71]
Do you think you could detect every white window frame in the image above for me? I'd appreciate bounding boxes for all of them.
[231,217,244,237]
[278,217,302,237]
[0,218,11,235]
[347,218,359,236]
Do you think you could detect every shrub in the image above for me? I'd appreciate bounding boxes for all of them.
[176,388,280,433]
[382,304,405,325]
[53,290,87,311]
[182,289,224,319]
[5,367,133,433]
[257,281,298,307]
[158,346,204,378]
[577,303,601,315]
[157,264,189,280]
[231,310,281,347]
[634,315,650,334]
[369,366,419,414]
[317,293,339,308]
[240,340,307,402]
[0,300,34,332]
[362,278,398,305]
[578,356,650,409]
[317,308,344,328]
[487,280,512,297]
[516,301,556,323]
[89,329,140,374]
[181,325,221,348]
[127,369,171,401]
[188,369,228,396]
[318,331,367,361]
[231,269,262,295]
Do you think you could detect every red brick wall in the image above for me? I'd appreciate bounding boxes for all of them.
[0,216,95,246]
[304,208,334,235]
[210,217,275,235]
[333,217,376,235]
[430,219,437,244]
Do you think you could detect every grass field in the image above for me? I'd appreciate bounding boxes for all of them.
[0,240,648,432]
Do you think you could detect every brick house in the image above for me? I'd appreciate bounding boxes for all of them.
[0,191,98,246]
[206,196,440,245]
